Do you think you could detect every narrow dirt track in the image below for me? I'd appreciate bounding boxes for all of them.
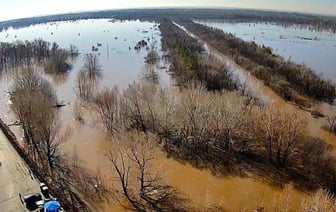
[0,129,39,211]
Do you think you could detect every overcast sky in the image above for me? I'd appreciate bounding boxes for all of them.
[0,0,335,21]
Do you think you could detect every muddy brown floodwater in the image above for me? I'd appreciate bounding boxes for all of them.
[0,19,335,211]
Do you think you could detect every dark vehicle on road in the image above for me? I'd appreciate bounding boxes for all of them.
[39,183,51,199]
[22,193,42,210]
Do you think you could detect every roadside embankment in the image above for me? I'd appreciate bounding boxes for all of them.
[0,118,88,211]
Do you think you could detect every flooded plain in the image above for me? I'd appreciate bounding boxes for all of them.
[0,19,334,210]
[196,20,336,82]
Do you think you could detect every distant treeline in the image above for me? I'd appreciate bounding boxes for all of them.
[177,20,336,105]
[1,9,335,32]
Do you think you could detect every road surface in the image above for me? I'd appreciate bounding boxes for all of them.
[0,129,40,211]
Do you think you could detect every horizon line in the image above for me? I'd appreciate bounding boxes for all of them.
[1,6,335,23]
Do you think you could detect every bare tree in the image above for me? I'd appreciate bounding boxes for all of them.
[76,69,97,102]
[326,115,336,134]
[10,68,57,160]
[82,53,102,79]
[95,87,120,134]
[73,100,84,123]
[69,44,79,57]
[145,49,160,65]
[76,53,102,101]
[10,68,71,173]
[34,107,70,173]
[250,108,305,166]
[120,81,158,132]
[108,133,188,211]
[45,49,71,74]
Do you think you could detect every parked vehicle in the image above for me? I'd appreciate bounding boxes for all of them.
[22,193,42,210]
[39,183,51,199]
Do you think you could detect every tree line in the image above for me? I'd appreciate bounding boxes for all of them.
[2,9,336,32]
[159,20,239,92]
[0,39,78,73]
[177,20,336,106]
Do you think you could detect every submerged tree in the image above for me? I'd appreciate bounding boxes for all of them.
[75,53,102,102]
[45,49,71,74]
[82,53,102,79]
[69,44,79,57]
[10,68,69,172]
[108,133,188,211]
[326,115,336,134]
[250,108,306,167]
[145,49,160,65]
[95,87,120,134]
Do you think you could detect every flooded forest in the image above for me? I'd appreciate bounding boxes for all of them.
[1,9,336,211]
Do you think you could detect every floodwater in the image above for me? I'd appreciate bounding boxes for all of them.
[0,19,332,211]
[175,22,336,146]
[196,20,336,82]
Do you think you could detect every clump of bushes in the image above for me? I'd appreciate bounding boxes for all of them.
[45,49,72,73]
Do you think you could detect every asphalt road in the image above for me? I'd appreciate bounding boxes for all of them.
[0,129,40,211]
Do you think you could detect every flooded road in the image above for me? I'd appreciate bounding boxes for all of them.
[0,19,335,211]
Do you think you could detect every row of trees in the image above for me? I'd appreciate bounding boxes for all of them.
[114,9,336,33]
[9,68,109,210]
[0,39,78,73]
[159,21,239,92]
[178,20,336,105]
[0,39,49,68]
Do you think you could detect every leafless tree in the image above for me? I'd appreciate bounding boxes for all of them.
[120,81,158,132]
[76,53,102,102]
[145,49,160,65]
[73,100,84,123]
[82,53,102,79]
[10,68,71,173]
[10,69,57,160]
[326,115,336,134]
[250,108,305,166]
[34,107,71,173]
[45,49,71,74]
[108,133,188,211]
[76,69,97,102]
[95,87,120,134]
[142,64,159,84]
[69,44,79,57]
